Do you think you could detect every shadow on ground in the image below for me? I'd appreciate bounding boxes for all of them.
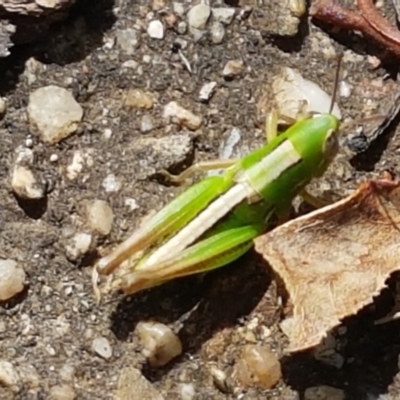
[0,0,116,94]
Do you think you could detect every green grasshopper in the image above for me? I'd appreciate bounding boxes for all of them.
[93,101,341,299]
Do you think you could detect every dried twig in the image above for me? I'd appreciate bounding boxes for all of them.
[311,0,400,59]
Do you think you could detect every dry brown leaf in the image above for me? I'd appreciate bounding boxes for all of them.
[254,179,400,353]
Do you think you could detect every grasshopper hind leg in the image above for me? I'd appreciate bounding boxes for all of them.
[113,223,264,296]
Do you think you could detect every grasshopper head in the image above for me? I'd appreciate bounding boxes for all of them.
[287,113,340,178]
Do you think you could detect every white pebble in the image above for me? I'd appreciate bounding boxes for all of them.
[136,321,182,367]
[199,81,217,102]
[67,151,85,180]
[11,165,44,200]
[102,173,121,193]
[222,60,245,78]
[0,96,6,118]
[147,20,164,39]
[339,80,352,98]
[0,360,20,391]
[49,154,58,163]
[187,4,211,30]
[272,67,341,119]
[0,260,25,301]
[92,337,112,359]
[64,232,92,261]
[125,198,139,211]
[27,85,83,145]
[85,199,114,235]
[210,21,225,44]
[140,114,155,133]
[163,101,202,130]
[212,7,236,24]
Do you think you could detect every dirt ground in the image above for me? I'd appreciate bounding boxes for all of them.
[2,0,400,399]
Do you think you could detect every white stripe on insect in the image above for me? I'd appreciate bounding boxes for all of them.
[142,181,254,269]
[241,138,302,194]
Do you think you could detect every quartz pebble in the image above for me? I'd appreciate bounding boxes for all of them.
[85,200,114,235]
[210,21,225,44]
[0,360,20,391]
[11,165,45,200]
[92,337,112,359]
[0,259,26,301]
[187,4,211,30]
[140,114,155,133]
[222,60,244,79]
[102,174,121,193]
[27,85,83,145]
[0,96,6,118]
[136,321,182,367]
[163,101,202,130]
[64,232,92,262]
[147,20,164,39]
[212,7,235,24]
[235,345,281,389]
[199,81,217,102]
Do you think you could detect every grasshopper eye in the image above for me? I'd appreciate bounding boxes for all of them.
[323,129,339,160]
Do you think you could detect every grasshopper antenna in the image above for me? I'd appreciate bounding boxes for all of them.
[329,52,343,115]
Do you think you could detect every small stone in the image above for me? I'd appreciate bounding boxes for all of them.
[18,364,40,389]
[125,198,139,211]
[187,3,211,30]
[28,85,83,145]
[210,21,225,44]
[234,345,281,389]
[147,20,164,39]
[92,337,112,359]
[11,165,45,200]
[199,81,217,102]
[210,366,229,393]
[140,114,155,133]
[85,200,114,235]
[59,364,75,383]
[163,101,202,130]
[102,173,121,193]
[0,360,20,391]
[66,150,86,180]
[0,259,26,301]
[48,384,76,400]
[136,321,182,367]
[304,385,345,400]
[178,383,195,400]
[64,232,92,262]
[172,2,185,17]
[222,60,245,79]
[124,89,155,110]
[0,96,6,118]
[212,7,236,24]
[116,28,140,55]
[121,60,139,69]
[177,21,187,35]
[115,367,164,400]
